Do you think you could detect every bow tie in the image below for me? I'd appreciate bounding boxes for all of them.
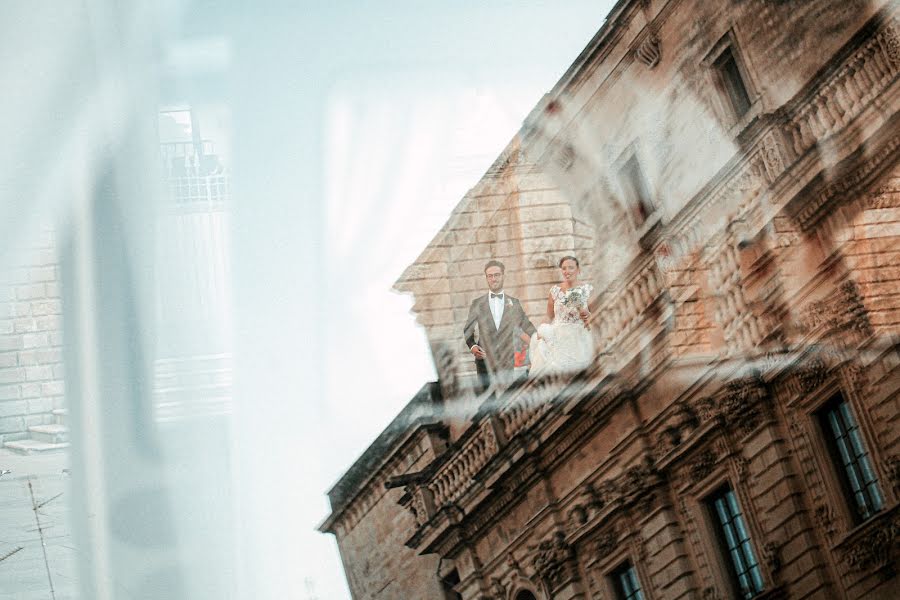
[490,293,504,299]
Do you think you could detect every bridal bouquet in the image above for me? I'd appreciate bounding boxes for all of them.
[562,287,586,308]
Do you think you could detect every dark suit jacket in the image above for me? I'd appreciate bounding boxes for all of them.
[464,293,536,374]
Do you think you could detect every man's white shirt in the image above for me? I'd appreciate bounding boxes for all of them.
[489,291,505,329]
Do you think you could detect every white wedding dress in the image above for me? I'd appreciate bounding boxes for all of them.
[529,283,595,375]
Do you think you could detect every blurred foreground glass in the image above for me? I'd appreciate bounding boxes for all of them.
[0,1,330,598]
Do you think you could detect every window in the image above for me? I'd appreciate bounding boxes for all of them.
[440,569,462,600]
[611,562,645,600]
[514,592,537,600]
[818,395,884,522]
[713,46,752,119]
[707,485,764,599]
[618,155,655,228]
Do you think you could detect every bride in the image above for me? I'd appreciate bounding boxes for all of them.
[529,256,595,375]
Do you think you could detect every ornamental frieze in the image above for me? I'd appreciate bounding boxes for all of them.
[841,507,900,573]
[798,279,874,343]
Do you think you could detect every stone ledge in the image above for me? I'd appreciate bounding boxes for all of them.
[4,439,69,455]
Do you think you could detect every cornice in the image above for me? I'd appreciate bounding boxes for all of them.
[319,418,446,535]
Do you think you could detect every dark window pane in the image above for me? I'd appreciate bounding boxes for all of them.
[707,486,764,599]
[612,562,645,600]
[618,155,654,227]
[716,48,751,118]
[820,396,884,521]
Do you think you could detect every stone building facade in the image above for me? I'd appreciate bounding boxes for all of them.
[320,1,900,598]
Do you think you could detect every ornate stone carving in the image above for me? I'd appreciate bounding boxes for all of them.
[594,261,664,353]
[689,449,718,481]
[702,586,724,600]
[839,279,874,339]
[800,279,873,343]
[882,24,900,64]
[635,34,661,68]
[398,483,436,528]
[532,531,579,592]
[619,456,663,509]
[662,423,683,452]
[481,418,500,456]
[678,402,701,432]
[764,541,784,575]
[506,552,525,577]
[490,577,506,599]
[797,356,830,393]
[843,361,868,394]
[412,487,431,526]
[720,373,769,434]
[568,503,588,529]
[762,132,786,179]
[815,504,837,542]
[596,529,618,560]
[576,482,608,522]
[843,511,900,573]
[867,181,900,209]
[886,455,900,493]
[696,396,719,422]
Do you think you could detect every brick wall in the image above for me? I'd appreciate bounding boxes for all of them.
[0,227,65,445]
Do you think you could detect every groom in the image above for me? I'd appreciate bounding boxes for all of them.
[464,260,536,391]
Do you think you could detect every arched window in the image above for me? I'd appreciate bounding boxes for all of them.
[514,591,537,600]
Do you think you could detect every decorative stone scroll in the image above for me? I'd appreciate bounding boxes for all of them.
[532,531,580,593]
[635,34,661,68]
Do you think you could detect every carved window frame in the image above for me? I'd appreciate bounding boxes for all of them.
[803,382,888,530]
[685,475,768,600]
[612,143,662,245]
[785,361,891,532]
[608,559,648,600]
[701,28,762,136]
[816,393,885,523]
[700,478,772,597]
